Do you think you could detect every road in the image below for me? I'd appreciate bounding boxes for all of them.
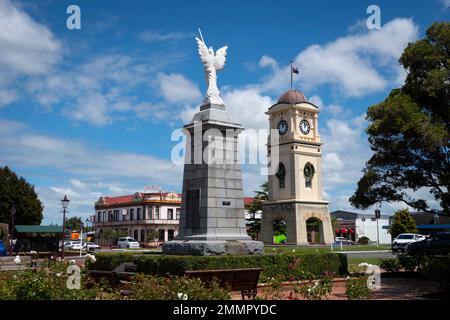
[340,250,394,259]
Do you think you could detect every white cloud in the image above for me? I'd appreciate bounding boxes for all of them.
[66,93,112,126]
[259,55,279,71]
[258,18,419,97]
[0,0,62,75]
[156,73,201,104]
[321,113,371,193]
[70,179,88,190]
[438,0,450,9]
[0,120,183,185]
[137,30,194,43]
[223,88,273,130]
[0,89,18,107]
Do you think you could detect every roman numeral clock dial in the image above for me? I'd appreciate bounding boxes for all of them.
[277,120,288,136]
[300,119,310,135]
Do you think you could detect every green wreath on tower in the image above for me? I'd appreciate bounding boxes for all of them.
[304,162,315,178]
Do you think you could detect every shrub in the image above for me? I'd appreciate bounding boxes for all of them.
[423,257,450,289]
[130,274,230,300]
[294,271,334,300]
[345,276,370,300]
[357,236,370,245]
[88,252,348,282]
[398,255,426,272]
[85,251,136,271]
[379,257,401,273]
[0,260,121,300]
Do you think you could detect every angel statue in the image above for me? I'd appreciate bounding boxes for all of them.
[195,29,228,106]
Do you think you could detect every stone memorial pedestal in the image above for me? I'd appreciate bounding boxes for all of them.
[162,103,264,256]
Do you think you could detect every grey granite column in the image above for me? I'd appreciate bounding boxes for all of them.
[162,103,264,255]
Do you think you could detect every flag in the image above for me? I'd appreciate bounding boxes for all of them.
[292,66,299,74]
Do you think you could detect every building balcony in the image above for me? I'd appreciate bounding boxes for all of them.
[93,219,179,227]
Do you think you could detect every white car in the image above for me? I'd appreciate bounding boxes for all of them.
[392,233,426,252]
[84,242,100,251]
[64,240,82,250]
[117,237,140,249]
[334,237,354,245]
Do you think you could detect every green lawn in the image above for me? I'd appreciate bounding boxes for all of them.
[347,256,382,273]
[263,244,391,254]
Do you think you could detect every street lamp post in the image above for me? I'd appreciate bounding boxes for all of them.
[10,205,16,255]
[61,195,70,259]
[375,208,381,248]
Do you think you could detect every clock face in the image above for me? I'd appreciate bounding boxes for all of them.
[299,119,310,135]
[277,120,288,136]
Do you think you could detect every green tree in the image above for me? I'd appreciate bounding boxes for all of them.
[65,216,83,231]
[147,229,160,246]
[390,209,417,239]
[244,182,268,240]
[0,166,43,228]
[350,22,450,215]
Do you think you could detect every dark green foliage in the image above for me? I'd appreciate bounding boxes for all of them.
[350,22,450,215]
[423,257,450,289]
[65,217,84,232]
[345,276,370,300]
[379,257,401,273]
[130,274,230,300]
[380,255,428,273]
[389,209,417,238]
[245,182,268,239]
[86,251,136,270]
[357,236,370,245]
[0,166,43,227]
[97,228,128,245]
[87,252,348,282]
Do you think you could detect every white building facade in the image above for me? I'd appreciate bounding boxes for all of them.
[331,210,391,245]
[93,192,181,245]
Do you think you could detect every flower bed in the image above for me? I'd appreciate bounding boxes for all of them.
[87,252,348,283]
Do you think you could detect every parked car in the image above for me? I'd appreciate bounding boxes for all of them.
[84,242,100,251]
[334,237,354,245]
[407,232,450,256]
[63,240,83,250]
[0,240,7,256]
[117,237,140,249]
[392,233,426,253]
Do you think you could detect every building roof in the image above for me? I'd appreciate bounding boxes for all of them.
[277,89,307,104]
[102,195,134,205]
[410,212,450,225]
[330,210,389,219]
[15,225,63,233]
[96,191,182,208]
[244,197,254,205]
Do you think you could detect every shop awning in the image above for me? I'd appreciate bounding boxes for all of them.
[417,224,450,229]
[341,228,348,234]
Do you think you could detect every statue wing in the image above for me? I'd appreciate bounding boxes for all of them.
[214,46,228,71]
[195,37,213,66]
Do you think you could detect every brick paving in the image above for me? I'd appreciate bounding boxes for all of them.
[231,276,443,300]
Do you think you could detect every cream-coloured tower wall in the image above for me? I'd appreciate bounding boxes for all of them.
[261,90,334,245]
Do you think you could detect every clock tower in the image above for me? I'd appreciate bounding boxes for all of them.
[261,89,334,245]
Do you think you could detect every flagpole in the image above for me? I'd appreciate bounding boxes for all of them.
[290,60,293,90]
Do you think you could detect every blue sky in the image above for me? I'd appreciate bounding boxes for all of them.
[0,0,448,224]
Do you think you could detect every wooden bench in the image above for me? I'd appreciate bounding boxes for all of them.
[0,256,33,272]
[185,268,261,300]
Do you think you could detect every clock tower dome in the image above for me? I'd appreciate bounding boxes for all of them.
[261,89,334,245]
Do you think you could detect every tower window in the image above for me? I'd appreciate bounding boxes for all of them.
[304,162,315,189]
[276,163,286,189]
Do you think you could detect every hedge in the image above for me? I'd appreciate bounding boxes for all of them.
[87,252,348,282]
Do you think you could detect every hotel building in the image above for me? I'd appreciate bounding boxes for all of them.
[93,191,181,245]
